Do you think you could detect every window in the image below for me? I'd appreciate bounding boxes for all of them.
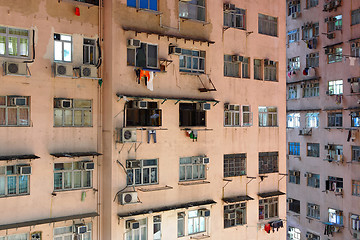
[287,29,300,44]
[288,57,300,71]
[325,144,343,161]
[54,224,92,240]
[328,208,343,225]
[306,112,319,128]
[153,215,161,240]
[179,103,206,127]
[307,143,320,157]
[54,98,92,127]
[188,210,207,235]
[0,233,28,240]
[306,0,318,8]
[288,198,300,214]
[179,0,205,22]
[325,176,343,192]
[126,101,162,127]
[54,161,93,191]
[127,0,158,11]
[72,0,99,5]
[327,47,342,63]
[179,49,205,73]
[289,142,300,156]
[352,146,360,162]
[83,38,96,65]
[242,57,249,78]
[289,170,300,184]
[224,104,240,126]
[179,156,206,181]
[126,159,158,186]
[327,112,342,127]
[307,173,320,188]
[125,218,147,240]
[288,0,300,15]
[224,55,239,77]
[306,52,319,68]
[254,59,263,80]
[352,180,360,196]
[54,33,72,62]
[328,80,343,95]
[0,26,29,58]
[350,214,360,231]
[224,202,246,228]
[0,96,30,126]
[351,112,360,127]
[302,23,319,40]
[307,203,320,219]
[288,85,298,100]
[178,213,185,237]
[287,113,300,128]
[127,42,158,69]
[288,226,301,240]
[327,15,342,32]
[242,105,252,126]
[303,82,319,98]
[259,152,278,174]
[259,106,277,127]
[224,153,246,177]
[306,232,320,240]
[351,8,360,26]
[258,14,278,37]
[259,197,278,220]
[264,60,277,81]
[0,165,30,197]
[224,7,246,30]
[351,41,360,57]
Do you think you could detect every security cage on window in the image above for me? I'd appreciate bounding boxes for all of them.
[0,165,30,197]
[258,152,278,174]
[54,98,92,127]
[223,153,246,177]
[223,7,246,30]
[53,161,93,191]
[126,159,158,186]
[259,197,278,220]
[307,143,320,157]
[179,156,206,182]
[0,26,29,58]
[224,202,246,228]
[179,0,206,22]
[179,49,205,73]
[0,96,30,127]
[127,42,158,69]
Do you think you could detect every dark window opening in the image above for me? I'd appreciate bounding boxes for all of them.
[179,103,206,127]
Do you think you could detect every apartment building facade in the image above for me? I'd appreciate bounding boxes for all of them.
[0,0,286,239]
[286,0,360,239]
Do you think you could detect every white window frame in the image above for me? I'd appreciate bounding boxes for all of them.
[351,214,360,231]
[287,56,300,71]
[126,159,158,186]
[287,29,299,44]
[54,223,92,240]
[303,82,319,98]
[83,38,96,65]
[328,208,343,225]
[288,85,298,100]
[153,215,161,240]
[264,61,277,81]
[54,33,72,63]
[0,96,30,127]
[179,156,206,182]
[224,104,240,127]
[287,113,300,128]
[179,0,206,22]
[224,7,246,30]
[127,42,159,69]
[242,105,253,126]
[327,47,342,63]
[259,106,278,127]
[0,165,30,197]
[306,52,319,68]
[0,26,30,58]
[288,226,301,240]
[179,49,205,73]
[54,98,92,127]
[224,55,239,77]
[259,197,278,220]
[307,173,320,188]
[328,80,343,95]
[307,203,320,219]
[305,112,319,128]
[327,15,342,32]
[254,59,263,80]
[224,202,247,228]
[125,218,147,240]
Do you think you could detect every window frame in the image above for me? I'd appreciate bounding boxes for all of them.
[127,42,159,69]
[307,173,320,188]
[54,33,72,63]
[53,223,92,240]
[0,26,30,58]
[224,104,240,127]
[327,47,342,64]
[179,0,206,22]
[352,180,360,196]
[288,198,300,214]
[288,142,300,156]
[259,197,278,220]
[327,15,342,33]
[327,112,343,127]
[0,96,30,127]
[126,0,158,11]
[258,13,278,37]
[306,52,319,68]
[306,0,318,9]
[179,103,206,127]
[254,59,263,80]
[289,170,300,184]
[259,106,278,127]
[179,156,206,182]
[126,159,158,186]
[264,60,277,81]
[305,112,319,128]
[0,165,30,197]
[307,203,320,219]
[126,101,162,127]
[223,153,246,177]
[328,80,343,95]
[179,49,205,74]
[83,38,96,65]
[287,113,300,128]
[53,98,92,127]
[223,7,246,30]
[287,29,300,44]
[351,8,360,26]
[328,208,343,225]
[307,143,320,157]
[352,146,360,162]
[303,82,319,98]
[224,55,240,77]
[258,152,278,174]
[224,202,247,228]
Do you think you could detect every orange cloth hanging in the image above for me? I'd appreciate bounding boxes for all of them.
[139,70,150,80]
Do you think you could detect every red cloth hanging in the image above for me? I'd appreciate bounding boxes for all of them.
[264,223,271,233]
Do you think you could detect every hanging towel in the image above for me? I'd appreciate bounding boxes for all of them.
[349,57,356,66]
[147,71,154,91]
[308,67,316,76]
[264,223,271,233]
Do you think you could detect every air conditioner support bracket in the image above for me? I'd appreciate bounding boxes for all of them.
[197,75,217,92]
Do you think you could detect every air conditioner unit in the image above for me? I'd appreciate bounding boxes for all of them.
[335,188,343,193]
[120,128,137,143]
[31,232,42,240]
[61,99,72,108]
[18,166,32,175]
[232,55,243,62]
[223,3,235,11]
[133,101,148,109]
[120,191,138,205]
[55,63,74,78]
[169,46,182,55]
[75,225,87,234]
[84,162,95,170]
[126,159,141,168]
[203,157,210,164]
[126,220,140,229]
[9,97,27,106]
[202,103,211,111]
[4,62,28,76]
[199,209,210,217]
[327,33,335,39]
[224,103,230,110]
[80,65,98,79]
[127,39,141,48]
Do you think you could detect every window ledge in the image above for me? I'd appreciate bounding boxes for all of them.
[178,180,210,186]
[0,193,30,199]
[53,126,93,128]
[190,234,210,239]
[135,8,162,15]
[52,187,94,194]
[258,217,280,224]
[259,126,279,128]
[180,72,206,76]
[324,127,344,130]
[137,185,173,192]
[180,17,210,25]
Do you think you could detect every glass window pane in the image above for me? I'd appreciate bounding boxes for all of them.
[54,41,63,61]
[179,166,185,181]
[151,168,157,183]
[0,36,5,55]
[64,172,72,189]
[63,42,72,62]
[18,175,28,194]
[143,168,150,184]
[83,110,92,126]
[19,108,29,126]
[54,109,63,126]
[54,172,63,190]
[19,38,28,57]
[74,110,82,126]
[73,171,81,188]
[64,110,73,126]
[83,171,91,187]
[186,165,192,179]
[7,176,17,195]
[74,100,91,108]
[7,108,17,125]
[8,37,18,56]
[0,176,5,195]
[147,44,158,68]
[0,108,6,125]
